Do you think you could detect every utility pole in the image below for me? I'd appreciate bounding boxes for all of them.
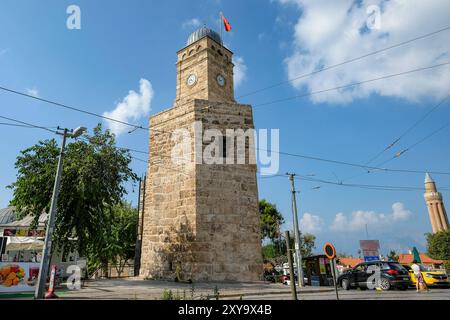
[35,126,86,299]
[287,173,304,287]
[134,177,142,276]
[285,231,297,300]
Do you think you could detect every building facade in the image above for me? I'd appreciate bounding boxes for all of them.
[424,173,449,233]
[139,27,262,281]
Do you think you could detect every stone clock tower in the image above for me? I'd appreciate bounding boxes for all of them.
[139,27,262,282]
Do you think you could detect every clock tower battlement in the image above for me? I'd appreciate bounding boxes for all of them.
[175,27,235,104]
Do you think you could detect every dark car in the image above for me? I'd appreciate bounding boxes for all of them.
[338,261,411,291]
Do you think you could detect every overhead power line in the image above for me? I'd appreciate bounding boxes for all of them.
[174,26,450,103]
[340,94,450,183]
[252,145,450,176]
[258,173,450,192]
[238,26,450,99]
[376,120,450,168]
[253,61,450,108]
[4,113,450,177]
[0,86,164,134]
[0,122,38,128]
[364,94,450,166]
[1,61,449,132]
[0,115,56,133]
[4,114,450,193]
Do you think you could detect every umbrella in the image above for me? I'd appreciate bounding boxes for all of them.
[6,237,45,251]
[412,246,422,263]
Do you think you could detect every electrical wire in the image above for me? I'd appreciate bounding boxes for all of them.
[364,94,450,166]
[253,61,450,108]
[1,61,449,134]
[238,26,450,99]
[0,115,56,133]
[0,86,169,134]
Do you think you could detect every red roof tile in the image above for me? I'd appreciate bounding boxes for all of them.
[337,257,363,267]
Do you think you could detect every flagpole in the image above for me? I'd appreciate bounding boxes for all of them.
[219,11,223,49]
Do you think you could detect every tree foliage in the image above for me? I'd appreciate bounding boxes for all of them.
[426,230,450,260]
[86,202,138,276]
[263,232,316,263]
[387,250,399,262]
[259,199,284,242]
[8,124,138,258]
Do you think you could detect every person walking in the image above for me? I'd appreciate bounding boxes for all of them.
[411,260,429,292]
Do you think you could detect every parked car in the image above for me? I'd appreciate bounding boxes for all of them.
[338,261,411,291]
[402,264,450,287]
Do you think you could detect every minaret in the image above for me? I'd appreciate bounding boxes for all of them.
[424,173,449,233]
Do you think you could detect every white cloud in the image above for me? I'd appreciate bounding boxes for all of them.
[26,87,39,97]
[182,18,202,29]
[330,202,411,232]
[103,79,153,136]
[300,212,324,234]
[278,0,450,104]
[391,202,412,221]
[233,56,247,88]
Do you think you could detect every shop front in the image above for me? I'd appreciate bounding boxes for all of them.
[0,207,80,293]
[304,255,335,286]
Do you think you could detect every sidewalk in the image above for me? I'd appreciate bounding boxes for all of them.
[55,277,333,300]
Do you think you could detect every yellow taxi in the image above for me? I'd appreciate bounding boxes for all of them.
[402,264,450,286]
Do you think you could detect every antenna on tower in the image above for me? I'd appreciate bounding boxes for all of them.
[365,224,369,239]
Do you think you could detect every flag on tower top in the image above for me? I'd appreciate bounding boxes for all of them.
[222,15,232,32]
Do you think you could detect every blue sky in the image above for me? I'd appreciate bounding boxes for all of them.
[1,0,449,256]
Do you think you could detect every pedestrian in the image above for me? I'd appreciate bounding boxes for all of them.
[411,260,429,292]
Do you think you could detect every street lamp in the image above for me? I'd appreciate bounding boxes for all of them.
[35,126,87,299]
[72,126,87,138]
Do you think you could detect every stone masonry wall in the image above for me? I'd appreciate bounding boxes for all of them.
[140,99,262,281]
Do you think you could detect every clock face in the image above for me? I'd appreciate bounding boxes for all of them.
[186,74,197,87]
[216,74,225,87]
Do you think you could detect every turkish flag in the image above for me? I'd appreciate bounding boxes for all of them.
[222,15,232,32]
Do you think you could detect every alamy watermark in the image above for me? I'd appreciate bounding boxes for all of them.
[366,265,382,289]
[170,121,279,176]
[66,5,81,30]
[366,5,381,30]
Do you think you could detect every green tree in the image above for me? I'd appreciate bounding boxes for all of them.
[387,250,399,262]
[87,202,138,277]
[259,199,284,242]
[262,243,277,261]
[8,124,138,259]
[426,230,450,260]
[272,232,316,259]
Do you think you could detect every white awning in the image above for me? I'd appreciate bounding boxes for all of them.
[6,237,45,251]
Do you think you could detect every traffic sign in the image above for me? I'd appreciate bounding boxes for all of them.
[364,256,379,262]
[323,242,336,259]
[323,242,339,300]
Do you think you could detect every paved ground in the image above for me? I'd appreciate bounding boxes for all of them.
[240,288,450,300]
[54,278,450,300]
[56,277,331,300]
